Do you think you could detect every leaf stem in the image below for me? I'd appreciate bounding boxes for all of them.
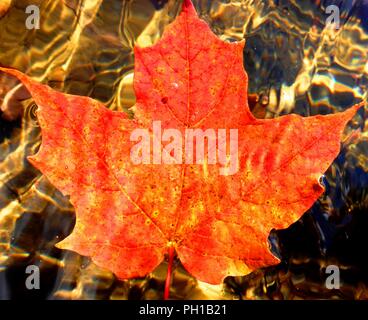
[164,245,175,300]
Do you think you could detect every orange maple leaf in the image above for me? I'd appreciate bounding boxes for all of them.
[0,0,362,295]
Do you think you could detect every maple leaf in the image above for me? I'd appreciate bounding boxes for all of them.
[0,0,362,293]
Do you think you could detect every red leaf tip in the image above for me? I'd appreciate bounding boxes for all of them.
[182,0,196,13]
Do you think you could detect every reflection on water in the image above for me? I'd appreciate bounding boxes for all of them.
[0,0,367,299]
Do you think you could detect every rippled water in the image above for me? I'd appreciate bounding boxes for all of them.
[0,0,367,299]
